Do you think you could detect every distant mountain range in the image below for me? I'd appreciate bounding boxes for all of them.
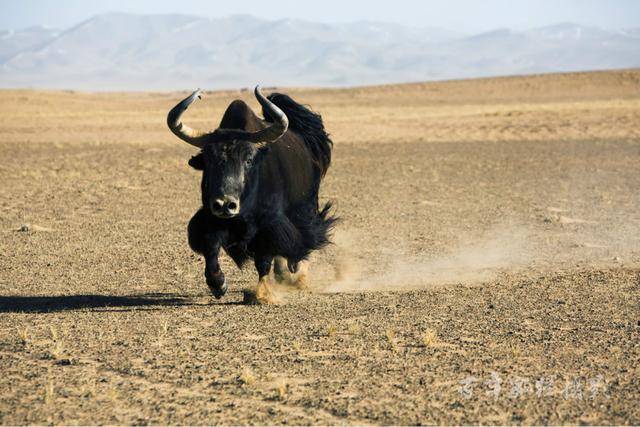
[1,13,639,90]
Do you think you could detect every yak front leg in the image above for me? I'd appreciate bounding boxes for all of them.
[244,255,280,305]
[203,233,227,298]
[188,209,227,299]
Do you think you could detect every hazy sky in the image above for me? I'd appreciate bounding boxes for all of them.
[3,0,640,32]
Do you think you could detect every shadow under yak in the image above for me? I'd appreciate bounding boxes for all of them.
[0,293,241,313]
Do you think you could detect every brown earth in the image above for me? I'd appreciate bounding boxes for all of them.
[0,69,639,425]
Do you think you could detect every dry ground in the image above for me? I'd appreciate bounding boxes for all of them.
[0,69,639,424]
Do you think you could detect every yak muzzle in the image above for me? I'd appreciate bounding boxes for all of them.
[210,196,240,218]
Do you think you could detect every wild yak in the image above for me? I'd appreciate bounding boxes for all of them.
[167,86,336,304]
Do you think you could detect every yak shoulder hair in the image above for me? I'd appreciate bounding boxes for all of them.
[263,93,333,176]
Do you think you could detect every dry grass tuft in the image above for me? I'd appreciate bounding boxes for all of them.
[239,368,256,386]
[44,372,55,425]
[422,329,440,347]
[44,369,55,406]
[275,378,288,401]
[385,329,398,351]
[17,327,29,346]
[326,324,337,337]
[510,344,522,358]
[48,326,66,360]
[156,318,171,348]
[348,323,361,335]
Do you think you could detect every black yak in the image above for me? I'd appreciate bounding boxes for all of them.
[167,86,336,303]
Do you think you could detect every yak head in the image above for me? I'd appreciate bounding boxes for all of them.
[167,86,288,218]
[188,140,263,218]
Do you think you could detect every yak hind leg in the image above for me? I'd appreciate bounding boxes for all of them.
[293,260,310,289]
[243,255,280,305]
[288,259,310,289]
[273,256,291,283]
[274,257,309,289]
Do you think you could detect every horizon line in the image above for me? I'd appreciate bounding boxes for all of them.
[2,11,638,34]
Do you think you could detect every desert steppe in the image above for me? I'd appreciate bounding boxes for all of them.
[0,69,639,424]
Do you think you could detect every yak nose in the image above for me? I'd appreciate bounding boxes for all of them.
[212,196,240,216]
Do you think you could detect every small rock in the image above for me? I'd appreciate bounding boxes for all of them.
[15,224,53,232]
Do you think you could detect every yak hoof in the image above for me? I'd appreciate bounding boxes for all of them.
[287,260,299,274]
[242,277,280,305]
[206,269,226,299]
[290,274,309,290]
[210,282,227,299]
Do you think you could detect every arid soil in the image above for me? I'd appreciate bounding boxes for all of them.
[0,69,639,425]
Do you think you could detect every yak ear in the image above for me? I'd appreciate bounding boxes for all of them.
[188,153,204,170]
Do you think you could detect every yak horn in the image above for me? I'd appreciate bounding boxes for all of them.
[166,89,211,148]
[167,86,288,148]
[249,85,289,143]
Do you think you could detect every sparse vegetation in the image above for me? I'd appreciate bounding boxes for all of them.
[326,324,337,337]
[385,329,398,351]
[48,326,65,360]
[17,327,29,346]
[348,323,361,335]
[0,70,639,424]
[275,378,288,401]
[239,368,256,386]
[156,318,171,348]
[510,344,522,358]
[422,329,439,347]
[44,369,55,406]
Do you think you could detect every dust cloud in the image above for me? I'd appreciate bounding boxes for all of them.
[318,210,640,293]
[320,225,534,293]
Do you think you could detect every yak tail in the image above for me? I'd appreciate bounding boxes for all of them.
[306,201,339,251]
[292,201,338,263]
[264,202,338,264]
[263,93,333,176]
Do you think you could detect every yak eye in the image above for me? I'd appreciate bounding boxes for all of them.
[245,158,253,167]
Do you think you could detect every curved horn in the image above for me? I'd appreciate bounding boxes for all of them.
[167,89,211,148]
[249,85,289,143]
[167,86,288,147]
